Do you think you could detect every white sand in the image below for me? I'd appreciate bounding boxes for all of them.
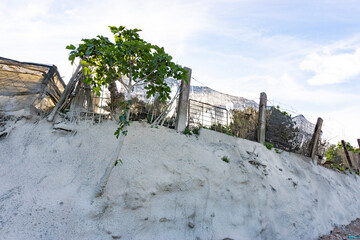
[0,119,360,240]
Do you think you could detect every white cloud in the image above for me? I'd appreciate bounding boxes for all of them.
[300,36,360,85]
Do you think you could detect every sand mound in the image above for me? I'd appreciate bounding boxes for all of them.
[0,119,359,239]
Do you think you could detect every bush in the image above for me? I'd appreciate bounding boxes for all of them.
[182,127,201,136]
[222,156,229,163]
[210,123,229,134]
[325,144,342,163]
[229,107,258,140]
[265,106,299,152]
[183,127,192,135]
[192,127,200,135]
[264,142,274,150]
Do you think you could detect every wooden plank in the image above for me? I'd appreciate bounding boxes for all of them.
[40,66,56,85]
[47,64,82,122]
[0,91,41,96]
[341,140,353,169]
[309,117,323,159]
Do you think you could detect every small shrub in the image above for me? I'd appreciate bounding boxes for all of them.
[264,142,274,150]
[222,156,229,163]
[276,105,292,117]
[325,144,342,163]
[183,127,192,135]
[275,149,283,154]
[230,107,258,140]
[211,123,229,134]
[183,127,200,136]
[192,127,200,135]
[114,159,123,166]
[330,163,346,172]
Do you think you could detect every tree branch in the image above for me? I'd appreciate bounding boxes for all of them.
[133,76,159,87]
[138,63,159,82]
[133,81,150,87]
[117,77,130,92]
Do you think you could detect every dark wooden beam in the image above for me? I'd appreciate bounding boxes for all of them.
[0,91,41,96]
[47,64,83,122]
[309,117,323,159]
[341,140,353,169]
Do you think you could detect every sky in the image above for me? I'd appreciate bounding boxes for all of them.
[1,0,359,145]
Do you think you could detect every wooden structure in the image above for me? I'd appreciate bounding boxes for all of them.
[0,57,65,114]
[47,64,108,122]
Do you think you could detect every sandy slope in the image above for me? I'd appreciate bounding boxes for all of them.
[0,119,360,240]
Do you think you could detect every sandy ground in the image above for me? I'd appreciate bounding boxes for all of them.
[1,118,360,239]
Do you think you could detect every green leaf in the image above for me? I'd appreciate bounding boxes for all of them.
[109,26,118,34]
[114,128,120,138]
[85,49,92,56]
[114,159,123,166]
[68,54,75,64]
[264,142,274,150]
[83,66,91,76]
[66,44,76,50]
[83,76,92,84]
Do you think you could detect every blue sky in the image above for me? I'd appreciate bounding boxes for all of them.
[1,0,359,144]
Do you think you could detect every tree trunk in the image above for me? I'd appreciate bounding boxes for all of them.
[94,88,131,198]
[108,79,118,113]
[150,99,155,123]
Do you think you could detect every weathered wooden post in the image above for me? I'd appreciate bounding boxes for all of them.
[226,109,229,133]
[187,97,191,127]
[309,117,323,159]
[357,139,360,168]
[257,92,267,144]
[175,67,192,132]
[201,103,204,126]
[341,140,353,169]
